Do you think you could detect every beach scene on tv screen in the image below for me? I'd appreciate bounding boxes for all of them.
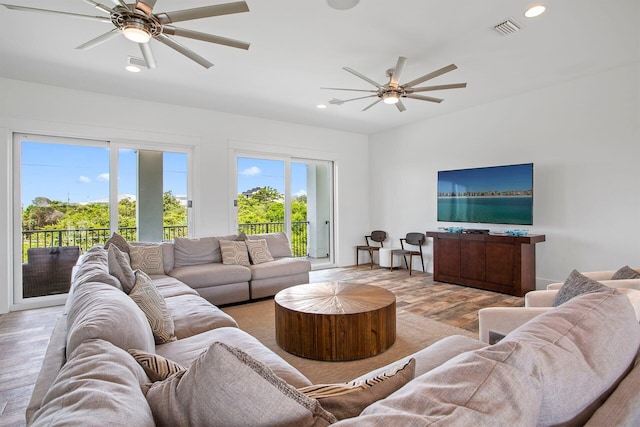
[437,163,533,225]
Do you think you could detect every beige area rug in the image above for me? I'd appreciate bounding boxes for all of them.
[222,299,476,384]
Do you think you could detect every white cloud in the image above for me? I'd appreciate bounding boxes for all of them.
[295,189,307,197]
[240,166,261,176]
[78,176,91,183]
[97,173,110,182]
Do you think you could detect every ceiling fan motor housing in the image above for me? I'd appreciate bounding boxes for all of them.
[112,8,162,39]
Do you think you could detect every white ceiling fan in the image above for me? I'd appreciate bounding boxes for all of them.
[1,0,251,69]
[323,56,467,112]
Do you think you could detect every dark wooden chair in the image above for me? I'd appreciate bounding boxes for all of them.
[356,230,387,268]
[390,232,425,275]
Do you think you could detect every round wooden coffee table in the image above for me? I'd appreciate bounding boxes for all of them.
[274,282,396,361]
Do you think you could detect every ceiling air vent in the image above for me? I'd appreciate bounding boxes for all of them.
[494,19,521,35]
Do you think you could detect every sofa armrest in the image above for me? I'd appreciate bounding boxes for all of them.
[525,290,558,307]
[477,307,551,344]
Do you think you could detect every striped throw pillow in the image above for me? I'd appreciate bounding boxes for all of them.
[128,349,186,382]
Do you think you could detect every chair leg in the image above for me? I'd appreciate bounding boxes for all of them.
[369,249,374,269]
[356,249,359,267]
[421,254,425,272]
[409,255,413,276]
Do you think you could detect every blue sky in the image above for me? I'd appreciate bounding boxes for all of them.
[21,141,187,205]
[237,157,307,197]
[438,163,533,193]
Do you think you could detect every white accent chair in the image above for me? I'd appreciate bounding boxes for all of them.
[478,272,640,344]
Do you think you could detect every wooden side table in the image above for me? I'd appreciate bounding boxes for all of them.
[274,282,396,361]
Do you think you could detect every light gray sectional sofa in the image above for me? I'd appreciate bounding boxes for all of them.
[27,247,640,426]
[130,231,311,305]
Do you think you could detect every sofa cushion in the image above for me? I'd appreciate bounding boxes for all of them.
[247,238,275,264]
[66,281,155,357]
[128,349,186,382]
[30,339,155,427]
[164,293,238,339]
[129,271,176,344]
[129,244,165,276]
[145,341,336,427]
[108,244,136,293]
[168,262,251,288]
[335,340,543,426]
[73,246,122,291]
[174,236,215,267]
[612,265,640,280]
[552,269,611,307]
[156,326,311,388]
[247,232,293,257]
[504,290,640,426]
[249,257,311,280]
[299,358,415,420]
[220,240,251,266]
[151,275,199,298]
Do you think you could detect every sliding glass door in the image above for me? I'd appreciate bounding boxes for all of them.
[235,155,333,267]
[14,134,191,307]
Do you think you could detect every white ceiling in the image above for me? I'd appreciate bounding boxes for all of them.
[0,0,638,135]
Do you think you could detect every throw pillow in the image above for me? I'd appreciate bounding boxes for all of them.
[145,341,336,426]
[128,349,186,382]
[612,265,640,280]
[235,231,247,241]
[107,244,136,294]
[129,244,165,276]
[552,269,612,307]
[219,240,250,266]
[298,358,415,420]
[104,232,129,254]
[128,270,176,344]
[246,239,275,265]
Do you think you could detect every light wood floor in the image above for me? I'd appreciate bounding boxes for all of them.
[0,266,523,426]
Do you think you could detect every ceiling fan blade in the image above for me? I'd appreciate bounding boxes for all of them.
[362,98,383,112]
[1,4,111,22]
[340,94,378,103]
[320,87,377,93]
[139,42,157,69]
[156,34,213,69]
[163,26,250,50]
[408,83,467,93]
[389,56,407,88]
[402,64,458,89]
[108,0,129,9]
[81,0,113,14]
[405,94,444,103]
[343,67,383,89]
[135,0,156,15]
[395,100,407,112]
[157,2,249,25]
[75,28,121,50]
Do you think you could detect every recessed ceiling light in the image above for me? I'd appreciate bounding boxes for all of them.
[524,4,546,18]
[327,0,360,10]
[126,56,147,73]
[316,104,327,109]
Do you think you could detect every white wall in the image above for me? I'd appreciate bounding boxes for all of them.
[369,63,640,287]
[0,78,369,312]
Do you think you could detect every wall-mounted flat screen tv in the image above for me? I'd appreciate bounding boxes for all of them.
[437,163,533,225]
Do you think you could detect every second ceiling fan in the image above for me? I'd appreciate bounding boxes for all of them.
[323,56,467,112]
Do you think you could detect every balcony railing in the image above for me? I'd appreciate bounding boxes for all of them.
[21,222,309,261]
[237,221,309,258]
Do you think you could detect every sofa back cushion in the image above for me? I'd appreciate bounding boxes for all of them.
[66,281,156,358]
[247,232,293,258]
[30,339,155,427]
[73,246,122,291]
[173,235,236,267]
[503,290,640,426]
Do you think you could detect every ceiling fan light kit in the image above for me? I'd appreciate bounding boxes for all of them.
[322,56,467,112]
[327,0,360,10]
[1,1,251,69]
